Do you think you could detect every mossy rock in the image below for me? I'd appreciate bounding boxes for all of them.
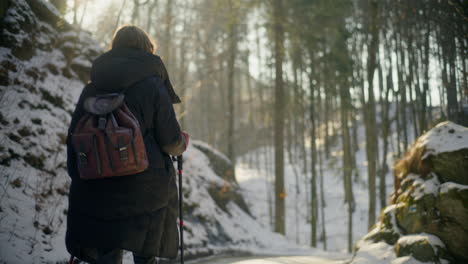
[192,141,235,183]
[436,187,468,232]
[395,180,468,262]
[429,149,468,185]
[395,234,451,263]
[425,221,468,263]
[431,187,468,262]
[207,183,251,216]
[395,191,438,234]
[364,205,401,245]
[395,237,436,262]
[365,227,400,245]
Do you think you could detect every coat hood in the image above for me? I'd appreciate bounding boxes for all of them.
[90,47,181,104]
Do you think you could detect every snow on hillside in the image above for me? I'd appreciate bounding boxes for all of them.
[0,0,100,263]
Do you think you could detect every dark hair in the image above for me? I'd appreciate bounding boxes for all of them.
[111,25,155,53]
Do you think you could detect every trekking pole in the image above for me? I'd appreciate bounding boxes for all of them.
[177,155,184,264]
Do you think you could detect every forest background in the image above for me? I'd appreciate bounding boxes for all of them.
[51,0,467,253]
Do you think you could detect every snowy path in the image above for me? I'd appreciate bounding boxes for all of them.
[188,255,347,264]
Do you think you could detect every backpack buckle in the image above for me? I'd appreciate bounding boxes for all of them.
[98,117,107,130]
[78,152,88,166]
[119,146,128,161]
[118,136,128,161]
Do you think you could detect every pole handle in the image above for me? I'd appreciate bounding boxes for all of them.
[177,155,183,170]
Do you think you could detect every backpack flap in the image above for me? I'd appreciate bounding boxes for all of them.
[83,94,124,115]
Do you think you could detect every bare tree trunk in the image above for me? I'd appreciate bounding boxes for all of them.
[340,78,354,253]
[287,142,300,243]
[397,35,408,151]
[146,0,158,34]
[273,0,285,235]
[227,0,238,166]
[308,56,318,247]
[162,0,173,64]
[78,0,89,29]
[73,0,78,24]
[365,0,379,230]
[113,0,127,36]
[131,0,141,24]
[291,54,301,243]
[177,16,189,129]
[378,63,391,211]
[318,120,327,250]
[407,39,419,140]
[323,54,331,159]
[445,36,459,121]
[418,21,430,132]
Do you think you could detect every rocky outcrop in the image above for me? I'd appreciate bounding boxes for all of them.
[1,0,100,82]
[192,140,236,182]
[395,233,451,263]
[353,121,468,264]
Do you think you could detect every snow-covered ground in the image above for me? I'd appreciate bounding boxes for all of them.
[188,255,346,264]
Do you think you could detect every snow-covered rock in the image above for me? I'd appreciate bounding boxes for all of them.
[417,122,468,160]
[394,234,448,263]
[351,122,468,264]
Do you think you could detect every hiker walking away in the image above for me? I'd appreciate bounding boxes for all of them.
[66,25,189,264]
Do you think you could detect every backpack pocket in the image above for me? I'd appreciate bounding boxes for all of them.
[104,127,141,175]
[72,132,102,179]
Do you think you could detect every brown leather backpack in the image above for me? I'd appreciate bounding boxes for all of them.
[71,93,149,179]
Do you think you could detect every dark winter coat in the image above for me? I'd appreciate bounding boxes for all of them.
[65,47,185,261]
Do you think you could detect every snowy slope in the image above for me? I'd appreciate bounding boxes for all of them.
[0,1,101,263]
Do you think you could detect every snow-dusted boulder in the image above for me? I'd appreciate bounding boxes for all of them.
[352,121,468,264]
[395,234,450,263]
[192,140,235,182]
